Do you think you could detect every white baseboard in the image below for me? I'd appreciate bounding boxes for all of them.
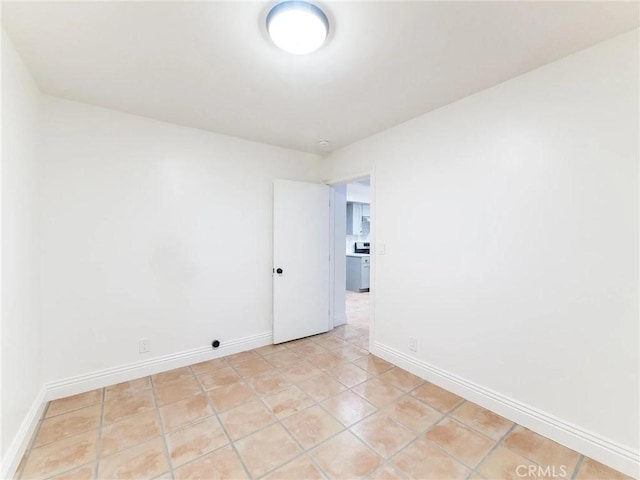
[0,386,47,480]
[1,331,273,478]
[45,331,272,401]
[333,313,347,327]
[372,342,639,478]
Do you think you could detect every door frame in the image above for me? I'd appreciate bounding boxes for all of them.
[326,170,375,353]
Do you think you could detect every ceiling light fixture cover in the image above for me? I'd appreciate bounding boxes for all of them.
[267,1,329,55]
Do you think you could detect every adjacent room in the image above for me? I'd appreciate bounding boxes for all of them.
[1,1,638,480]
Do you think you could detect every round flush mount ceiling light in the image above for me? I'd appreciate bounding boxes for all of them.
[266,1,329,55]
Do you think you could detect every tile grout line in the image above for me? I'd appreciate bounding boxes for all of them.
[191,362,255,480]
[256,334,420,478]
[380,400,472,478]
[150,374,177,480]
[225,336,379,479]
[226,354,317,478]
[489,423,582,479]
[254,352,374,479]
[571,455,585,480]
[467,421,519,479]
[93,387,106,480]
[230,357,348,475]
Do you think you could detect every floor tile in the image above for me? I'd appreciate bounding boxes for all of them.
[159,393,212,432]
[225,350,259,366]
[287,342,330,357]
[165,416,228,468]
[97,437,169,480]
[425,417,496,468]
[263,386,315,419]
[310,351,345,371]
[34,404,101,447]
[321,391,377,426]
[196,367,241,390]
[332,344,369,362]
[285,338,314,350]
[233,357,272,377]
[282,405,344,449]
[152,367,193,386]
[154,376,202,407]
[410,383,463,412]
[23,429,98,480]
[352,378,404,408]
[315,336,348,351]
[253,343,289,356]
[384,395,443,433]
[392,437,471,480]
[296,372,347,401]
[207,381,255,412]
[504,426,580,473]
[477,445,537,480]
[451,401,514,440]
[234,423,302,478]
[368,465,407,480]
[576,458,634,480]
[330,363,372,388]
[48,463,95,480]
[218,398,276,440]
[100,410,161,456]
[189,358,228,375]
[310,430,382,479]
[105,377,151,402]
[378,368,424,392]
[352,355,394,375]
[262,350,305,369]
[46,390,103,418]
[279,361,323,383]
[262,455,324,480]
[351,412,415,458]
[102,389,155,425]
[14,453,28,479]
[173,445,247,480]
[351,336,370,349]
[243,369,291,396]
[153,474,174,480]
[341,330,364,341]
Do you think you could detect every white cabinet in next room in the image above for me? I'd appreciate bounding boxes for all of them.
[346,255,370,292]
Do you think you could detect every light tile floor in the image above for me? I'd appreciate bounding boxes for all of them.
[346,291,370,331]
[15,326,633,480]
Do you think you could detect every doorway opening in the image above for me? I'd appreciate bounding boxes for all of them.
[330,174,372,352]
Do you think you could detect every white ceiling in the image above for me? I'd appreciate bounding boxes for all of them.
[2,1,638,154]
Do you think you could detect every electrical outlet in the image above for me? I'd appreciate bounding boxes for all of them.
[139,338,150,353]
[409,337,417,352]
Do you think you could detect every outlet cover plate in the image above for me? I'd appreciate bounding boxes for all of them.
[139,338,150,353]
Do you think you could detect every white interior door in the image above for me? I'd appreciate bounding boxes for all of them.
[273,179,331,344]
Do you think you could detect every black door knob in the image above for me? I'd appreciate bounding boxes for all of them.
[276,268,283,274]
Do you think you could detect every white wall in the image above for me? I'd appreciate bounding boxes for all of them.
[1,31,43,463]
[38,96,320,383]
[321,30,639,474]
[332,185,347,326]
[346,183,370,204]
